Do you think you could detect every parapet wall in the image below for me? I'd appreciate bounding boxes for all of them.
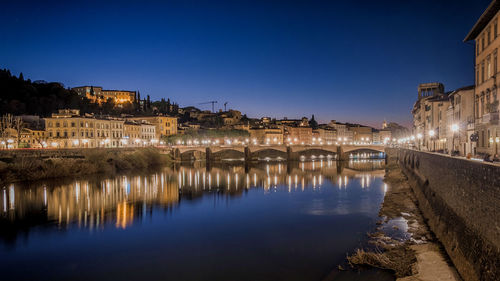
[386,148,500,281]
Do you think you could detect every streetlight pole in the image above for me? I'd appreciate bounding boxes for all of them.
[451,124,459,156]
[496,136,499,156]
[429,130,435,152]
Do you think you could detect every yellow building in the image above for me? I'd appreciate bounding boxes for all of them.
[19,128,47,148]
[44,109,125,148]
[465,1,500,156]
[285,126,312,145]
[249,128,283,144]
[128,116,177,138]
[124,122,142,143]
[72,86,135,105]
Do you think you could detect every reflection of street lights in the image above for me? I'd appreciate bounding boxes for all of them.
[451,124,459,155]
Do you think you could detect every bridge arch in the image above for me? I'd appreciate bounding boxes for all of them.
[342,145,385,154]
[179,149,206,161]
[251,148,287,160]
[297,148,337,159]
[212,148,245,160]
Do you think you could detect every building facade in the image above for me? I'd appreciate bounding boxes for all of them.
[43,109,158,148]
[465,1,500,156]
[285,126,312,145]
[128,116,177,139]
[72,86,136,105]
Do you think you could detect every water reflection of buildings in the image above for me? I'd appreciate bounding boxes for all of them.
[1,160,385,242]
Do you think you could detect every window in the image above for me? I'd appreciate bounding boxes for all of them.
[495,20,498,39]
[56,122,60,128]
[476,96,479,118]
[71,122,75,127]
[488,27,491,44]
[488,56,492,77]
[482,35,485,51]
[482,61,485,83]
[481,96,485,116]
[495,50,498,74]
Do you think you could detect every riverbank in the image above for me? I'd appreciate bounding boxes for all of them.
[346,162,461,280]
[0,148,171,185]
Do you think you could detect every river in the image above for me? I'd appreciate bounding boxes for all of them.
[0,159,395,281]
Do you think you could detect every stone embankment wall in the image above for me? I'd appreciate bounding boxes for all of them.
[386,148,499,281]
[0,148,167,162]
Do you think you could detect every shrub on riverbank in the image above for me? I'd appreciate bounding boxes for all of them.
[0,148,171,185]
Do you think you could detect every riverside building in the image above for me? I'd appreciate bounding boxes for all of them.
[465,0,500,156]
[43,109,157,148]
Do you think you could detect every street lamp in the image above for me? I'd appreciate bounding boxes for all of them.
[428,130,436,151]
[417,133,423,150]
[496,137,500,155]
[451,124,459,155]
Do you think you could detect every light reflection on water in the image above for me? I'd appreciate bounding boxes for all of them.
[0,159,391,281]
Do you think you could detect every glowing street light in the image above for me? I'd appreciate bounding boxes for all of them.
[451,124,459,155]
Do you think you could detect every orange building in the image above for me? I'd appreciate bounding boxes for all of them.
[72,86,135,105]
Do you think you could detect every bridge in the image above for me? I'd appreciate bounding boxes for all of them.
[170,144,386,162]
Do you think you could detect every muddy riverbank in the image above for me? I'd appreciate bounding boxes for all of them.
[0,148,171,185]
[346,162,461,281]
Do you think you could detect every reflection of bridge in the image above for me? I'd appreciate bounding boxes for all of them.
[170,144,386,162]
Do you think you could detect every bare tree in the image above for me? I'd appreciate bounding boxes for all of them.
[0,114,24,147]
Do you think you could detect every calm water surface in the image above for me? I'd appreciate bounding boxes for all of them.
[0,160,393,281]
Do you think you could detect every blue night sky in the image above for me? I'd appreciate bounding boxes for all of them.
[0,0,491,127]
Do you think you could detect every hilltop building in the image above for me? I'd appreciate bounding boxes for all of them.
[72,86,136,105]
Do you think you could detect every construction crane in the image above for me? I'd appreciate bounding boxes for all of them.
[199,101,218,112]
[224,102,228,111]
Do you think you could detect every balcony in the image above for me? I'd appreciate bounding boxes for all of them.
[481,112,499,125]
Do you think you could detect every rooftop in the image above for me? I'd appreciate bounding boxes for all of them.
[464,0,500,41]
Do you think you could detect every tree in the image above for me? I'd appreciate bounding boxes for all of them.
[19,72,24,81]
[310,114,318,129]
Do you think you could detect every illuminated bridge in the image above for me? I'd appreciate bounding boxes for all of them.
[169,144,386,162]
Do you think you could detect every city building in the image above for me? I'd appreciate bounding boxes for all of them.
[378,130,392,144]
[314,128,337,144]
[249,127,283,144]
[72,86,136,105]
[285,126,312,145]
[328,121,353,142]
[412,83,451,152]
[349,126,373,143]
[447,86,475,155]
[42,109,160,148]
[465,1,500,156]
[19,128,47,148]
[128,116,177,139]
